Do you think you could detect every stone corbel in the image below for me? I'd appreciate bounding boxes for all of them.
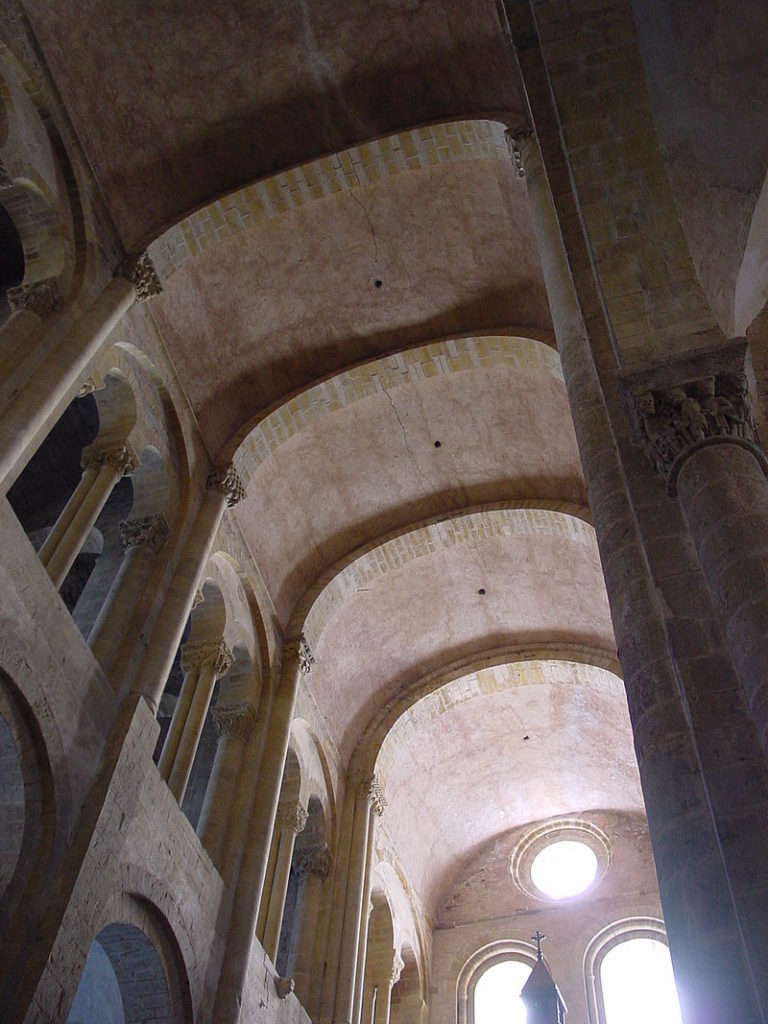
[620,339,766,494]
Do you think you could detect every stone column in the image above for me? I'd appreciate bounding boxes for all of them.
[263,800,309,964]
[211,634,313,1023]
[137,464,245,712]
[87,513,170,677]
[164,638,233,803]
[623,345,768,753]
[513,126,768,1023]
[197,702,257,869]
[288,844,332,1008]
[38,442,139,589]
[334,775,385,1024]
[0,251,161,491]
[374,953,403,1024]
[1,280,60,378]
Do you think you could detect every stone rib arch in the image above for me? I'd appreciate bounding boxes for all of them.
[226,332,561,478]
[148,119,515,281]
[284,502,594,654]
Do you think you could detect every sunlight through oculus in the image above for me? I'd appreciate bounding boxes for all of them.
[530,840,598,899]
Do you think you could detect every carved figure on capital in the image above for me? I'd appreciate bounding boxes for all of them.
[294,843,332,880]
[207,464,246,507]
[211,701,257,742]
[7,279,61,318]
[276,800,309,835]
[180,638,233,678]
[119,513,169,553]
[81,442,140,478]
[356,773,386,817]
[115,250,163,301]
[626,359,763,493]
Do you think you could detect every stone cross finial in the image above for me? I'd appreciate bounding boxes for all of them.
[119,513,169,553]
[180,638,233,677]
[115,250,163,301]
[533,930,546,961]
[207,464,246,507]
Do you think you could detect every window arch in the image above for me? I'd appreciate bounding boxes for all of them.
[457,941,538,1024]
[585,918,681,1024]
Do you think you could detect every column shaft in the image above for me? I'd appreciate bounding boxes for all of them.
[334,794,373,1024]
[517,125,768,1023]
[289,869,325,1007]
[166,660,218,803]
[197,704,255,870]
[211,643,304,1022]
[677,442,768,750]
[158,665,200,780]
[352,817,377,1024]
[263,824,300,964]
[0,275,135,490]
[44,461,118,589]
[37,465,99,568]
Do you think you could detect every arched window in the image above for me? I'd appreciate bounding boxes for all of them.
[585,918,681,1024]
[457,942,537,1024]
[474,960,532,1024]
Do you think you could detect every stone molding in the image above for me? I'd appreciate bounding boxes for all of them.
[115,250,163,301]
[621,340,765,494]
[211,701,257,741]
[119,513,170,553]
[7,279,61,317]
[390,951,405,986]
[356,773,386,817]
[276,800,308,835]
[81,442,139,477]
[207,464,246,507]
[180,638,233,677]
[294,843,332,880]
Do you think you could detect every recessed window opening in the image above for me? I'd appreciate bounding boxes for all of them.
[474,960,531,1024]
[530,839,597,899]
[600,938,681,1024]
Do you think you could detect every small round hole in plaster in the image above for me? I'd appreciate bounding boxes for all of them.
[374,278,383,288]
[434,440,442,448]
[477,588,486,595]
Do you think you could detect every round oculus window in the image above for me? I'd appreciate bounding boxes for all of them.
[530,839,598,899]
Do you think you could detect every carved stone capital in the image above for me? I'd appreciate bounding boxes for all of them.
[115,250,162,301]
[81,442,139,477]
[276,976,295,1000]
[119,513,169,553]
[298,633,314,674]
[294,843,332,881]
[276,800,308,835]
[621,340,765,495]
[390,951,405,986]
[0,158,12,188]
[7,279,61,317]
[211,701,257,741]
[207,464,246,507]
[356,773,386,817]
[180,638,233,677]
[505,127,533,179]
